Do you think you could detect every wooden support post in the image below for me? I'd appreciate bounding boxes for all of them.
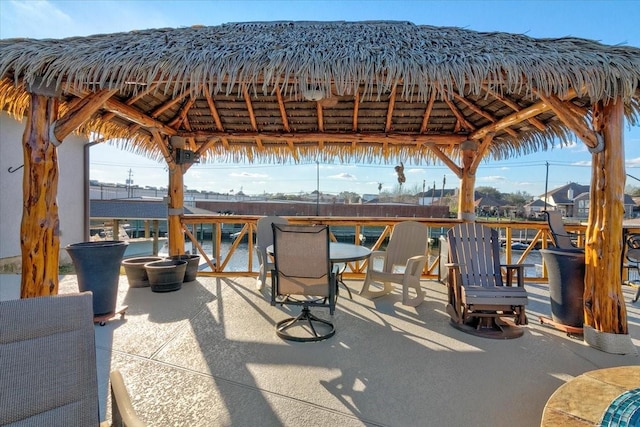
[457,141,478,222]
[168,160,185,256]
[584,99,628,335]
[20,93,60,297]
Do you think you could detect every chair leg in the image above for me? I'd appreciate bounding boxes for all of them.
[359,274,394,299]
[401,277,425,307]
[276,307,336,342]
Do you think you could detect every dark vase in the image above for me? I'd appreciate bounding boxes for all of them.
[145,260,187,292]
[540,248,586,328]
[168,254,200,282]
[122,256,164,287]
[65,240,128,316]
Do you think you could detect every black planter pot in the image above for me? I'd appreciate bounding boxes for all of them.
[168,254,200,282]
[65,240,128,316]
[540,248,586,328]
[145,260,187,292]
[122,256,164,287]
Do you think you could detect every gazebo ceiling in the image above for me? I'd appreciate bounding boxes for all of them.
[1,21,639,165]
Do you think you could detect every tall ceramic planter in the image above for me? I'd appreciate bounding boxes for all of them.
[65,240,128,316]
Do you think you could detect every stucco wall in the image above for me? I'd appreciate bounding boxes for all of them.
[0,112,87,269]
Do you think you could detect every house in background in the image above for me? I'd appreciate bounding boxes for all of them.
[533,182,636,219]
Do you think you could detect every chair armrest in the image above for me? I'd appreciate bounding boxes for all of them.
[110,370,146,427]
[367,251,387,271]
[405,255,428,276]
[500,264,532,287]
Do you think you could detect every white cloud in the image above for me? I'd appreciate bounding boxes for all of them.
[328,172,356,180]
[626,157,640,167]
[229,172,269,178]
[480,176,507,183]
[571,160,591,166]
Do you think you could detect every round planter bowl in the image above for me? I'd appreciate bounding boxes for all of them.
[144,260,187,292]
[168,254,200,282]
[122,256,164,287]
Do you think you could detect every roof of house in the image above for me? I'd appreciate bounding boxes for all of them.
[90,199,214,219]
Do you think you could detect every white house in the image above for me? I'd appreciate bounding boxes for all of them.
[1,112,87,272]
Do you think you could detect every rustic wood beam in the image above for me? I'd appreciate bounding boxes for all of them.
[242,84,259,131]
[53,89,117,142]
[584,99,628,337]
[151,128,176,170]
[168,97,197,129]
[352,91,360,131]
[458,143,477,221]
[316,100,324,132]
[180,130,468,145]
[204,91,224,131]
[483,86,546,131]
[537,93,598,148]
[469,134,494,173]
[471,88,578,140]
[100,96,177,135]
[428,145,462,178]
[449,91,518,137]
[442,96,476,132]
[150,92,189,118]
[420,91,436,133]
[21,93,60,297]
[275,85,290,132]
[167,161,185,256]
[103,82,162,123]
[385,85,397,132]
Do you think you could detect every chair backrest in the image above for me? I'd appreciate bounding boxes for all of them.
[447,223,503,287]
[255,216,289,252]
[544,210,575,249]
[271,224,333,299]
[0,293,99,426]
[383,221,429,272]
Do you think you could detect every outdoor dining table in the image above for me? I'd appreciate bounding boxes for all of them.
[266,241,371,263]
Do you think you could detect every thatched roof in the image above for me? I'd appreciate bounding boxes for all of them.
[1,21,639,165]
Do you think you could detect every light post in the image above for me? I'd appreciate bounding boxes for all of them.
[316,161,320,216]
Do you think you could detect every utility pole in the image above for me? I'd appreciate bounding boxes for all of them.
[544,162,549,210]
[126,168,134,198]
[422,180,426,206]
[316,161,320,216]
[440,175,446,205]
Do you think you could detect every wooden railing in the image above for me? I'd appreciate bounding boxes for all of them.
[180,215,618,284]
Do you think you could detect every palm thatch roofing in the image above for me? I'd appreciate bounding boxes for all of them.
[1,20,639,165]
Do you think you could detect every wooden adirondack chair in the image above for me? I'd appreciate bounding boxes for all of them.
[446,223,529,339]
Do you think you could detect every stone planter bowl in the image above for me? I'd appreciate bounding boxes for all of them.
[168,254,200,282]
[144,260,187,292]
[122,256,164,287]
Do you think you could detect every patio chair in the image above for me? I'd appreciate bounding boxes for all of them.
[623,233,640,303]
[359,221,429,306]
[543,210,583,251]
[271,223,337,342]
[0,292,145,426]
[255,215,289,290]
[446,223,529,339]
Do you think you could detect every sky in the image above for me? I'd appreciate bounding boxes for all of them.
[1,0,639,197]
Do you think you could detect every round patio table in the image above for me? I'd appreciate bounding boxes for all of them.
[541,366,640,426]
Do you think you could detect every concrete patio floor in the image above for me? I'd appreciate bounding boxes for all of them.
[2,274,639,426]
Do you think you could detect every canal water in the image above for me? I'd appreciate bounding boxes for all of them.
[190,238,544,278]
